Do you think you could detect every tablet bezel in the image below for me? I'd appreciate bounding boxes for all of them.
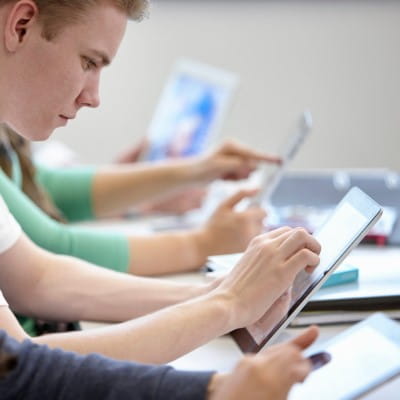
[231,187,383,353]
[144,58,238,161]
[251,111,313,206]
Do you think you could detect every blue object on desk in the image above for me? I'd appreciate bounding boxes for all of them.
[321,263,359,288]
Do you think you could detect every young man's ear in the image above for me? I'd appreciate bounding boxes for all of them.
[4,0,39,52]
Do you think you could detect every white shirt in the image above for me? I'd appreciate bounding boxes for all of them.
[0,195,22,306]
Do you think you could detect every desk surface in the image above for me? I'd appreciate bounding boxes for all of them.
[81,219,400,399]
[171,246,400,400]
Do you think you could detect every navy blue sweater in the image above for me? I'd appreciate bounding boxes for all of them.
[0,331,213,399]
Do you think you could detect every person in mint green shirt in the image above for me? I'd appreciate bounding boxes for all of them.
[0,125,273,277]
[1,125,278,336]
[1,124,277,336]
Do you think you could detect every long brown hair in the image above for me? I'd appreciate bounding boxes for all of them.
[0,124,65,222]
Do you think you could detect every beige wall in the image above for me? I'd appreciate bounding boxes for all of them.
[55,0,400,170]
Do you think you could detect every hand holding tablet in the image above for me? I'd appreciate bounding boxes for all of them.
[231,187,382,352]
[289,313,400,400]
[209,326,323,400]
[216,225,322,331]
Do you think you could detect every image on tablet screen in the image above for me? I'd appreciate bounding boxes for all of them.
[146,60,238,161]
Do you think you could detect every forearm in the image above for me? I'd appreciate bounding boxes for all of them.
[92,160,202,217]
[57,139,275,218]
[128,229,210,275]
[34,291,233,364]
[12,251,208,323]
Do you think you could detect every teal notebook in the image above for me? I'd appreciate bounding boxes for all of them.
[321,263,359,288]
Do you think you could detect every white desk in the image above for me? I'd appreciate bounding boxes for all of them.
[81,219,400,399]
[175,246,400,399]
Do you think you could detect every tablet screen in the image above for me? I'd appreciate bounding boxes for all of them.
[146,60,237,161]
[289,324,400,399]
[232,188,382,352]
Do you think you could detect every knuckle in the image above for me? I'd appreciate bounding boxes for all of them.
[250,234,264,247]
[237,355,258,374]
[293,227,309,240]
[311,253,320,265]
[260,242,274,258]
[243,220,255,231]
[314,239,322,253]
[298,248,313,263]
[238,355,252,367]
[223,139,236,149]
[255,225,264,236]
[229,138,239,146]
[299,248,310,257]
[292,365,310,383]
[255,209,267,220]
[286,345,301,359]
[261,209,268,218]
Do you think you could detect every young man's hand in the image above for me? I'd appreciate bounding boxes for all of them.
[195,189,266,256]
[208,326,321,400]
[215,226,321,330]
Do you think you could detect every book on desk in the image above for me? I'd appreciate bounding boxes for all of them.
[291,255,400,326]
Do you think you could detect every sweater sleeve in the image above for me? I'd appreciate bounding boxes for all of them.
[0,331,214,400]
[0,170,130,272]
[35,164,97,222]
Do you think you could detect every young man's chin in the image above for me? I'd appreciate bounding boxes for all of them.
[10,125,53,142]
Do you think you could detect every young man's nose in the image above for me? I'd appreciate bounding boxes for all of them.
[78,88,100,108]
[78,77,100,108]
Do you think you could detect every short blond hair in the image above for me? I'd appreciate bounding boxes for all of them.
[0,0,149,39]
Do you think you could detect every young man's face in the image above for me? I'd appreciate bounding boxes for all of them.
[0,1,127,140]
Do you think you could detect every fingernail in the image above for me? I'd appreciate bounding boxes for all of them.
[308,351,331,371]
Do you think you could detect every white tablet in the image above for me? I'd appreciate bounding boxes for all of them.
[289,313,400,400]
[251,110,313,206]
[231,187,382,352]
[144,59,238,161]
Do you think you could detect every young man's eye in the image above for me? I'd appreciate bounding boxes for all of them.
[82,57,98,71]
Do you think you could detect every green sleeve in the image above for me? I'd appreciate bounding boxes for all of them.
[16,315,36,336]
[0,170,130,273]
[35,165,96,222]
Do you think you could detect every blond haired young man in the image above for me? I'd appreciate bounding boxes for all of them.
[0,1,324,398]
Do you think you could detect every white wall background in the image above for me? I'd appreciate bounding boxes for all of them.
[52,0,400,170]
